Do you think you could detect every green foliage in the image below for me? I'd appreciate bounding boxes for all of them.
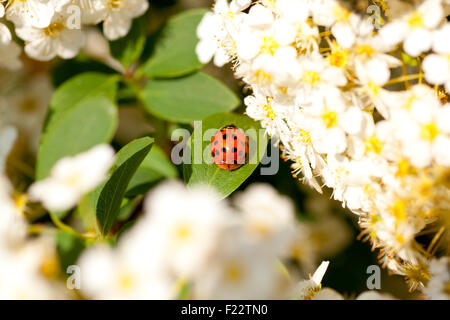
[44,72,119,132]
[141,71,240,123]
[183,113,268,198]
[126,145,178,197]
[56,231,86,272]
[142,8,208,78]
[401,52,418,66]
[110,17,147,69]
[95,137,154,235]
[36,96,118,180]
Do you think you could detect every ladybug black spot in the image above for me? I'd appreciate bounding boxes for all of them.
[222,147,227,152]
[222,134,227,139]
[232,135,237,140]
[232,147,238,152]
[212,151,215,157]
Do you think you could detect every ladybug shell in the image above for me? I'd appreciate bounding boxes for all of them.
[210,125,248,171]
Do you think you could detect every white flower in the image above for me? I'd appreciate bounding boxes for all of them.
[193,227,288,299]
[423,257,450,300]
[0,175,27,247]
[422,23,450,92]
[28,144,114,211]
[15,12,84,61]
[295,261,330,299]
[85,0,149,40]
[78,243,173,299]
[6,0,55,28]
[140,181,232,277]
[302,88,364,155]
[391,88,450,167]
[233,183,296,255]
[0,236,68,299]
[379,0,444,57]
[196,12,230,66]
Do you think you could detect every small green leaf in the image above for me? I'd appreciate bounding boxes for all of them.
[96,137,154,235]
[36,96,118,180]
[110,17,146,68]
[401,52,418,66]
[48,72,118,128]
[183,113,268,198]
[51,57,117,87]
[56,231,85,272]
[141,71,240,123]
[142,8,208,78]
[126,145,178,196]
[117,196,143,221]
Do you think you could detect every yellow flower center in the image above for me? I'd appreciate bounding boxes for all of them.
[263,104,275,120]
[118,271,135,290]
[356,45,375,59]
[328,49,348,68]
[255,70,273,84]
[367,82,380,96]
[40,254,60,278]
[420,123,438,141]
[396,234,406,244]
[322,110,338,128]
[175,223,192,241]
[407,12,423,29]
[365,135,383,154]
[107,0,123,9]
[260,36,279,55]
[333,5,350,22]
[302,70,321,85]
[298,129,311,144]
[396,159,415,177]
[44,22,65,37]
[224,262,243,283]
[391,200,406,222]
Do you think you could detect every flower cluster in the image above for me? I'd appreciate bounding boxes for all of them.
[0,0,148,63]
[1,139,352,299]
[197,0,450,290]
[0,176,69,299]
[77,180,348,299]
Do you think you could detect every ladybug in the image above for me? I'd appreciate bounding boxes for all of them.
[211,125,248,171]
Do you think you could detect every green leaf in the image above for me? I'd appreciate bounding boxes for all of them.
[117,196,143,221]
[183,113,268,198]
[96,137,154,235]
[110,17,146,68]
[48,72,118,127]
[36,96,118,180]
[51,56,117,87]
[142,8,208,78]
[56,231,85,272]
[141,71,240,123]
[401,52,418,66]
[126,145,178,196]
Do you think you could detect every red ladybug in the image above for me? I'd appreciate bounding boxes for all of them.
[211,125,248,171]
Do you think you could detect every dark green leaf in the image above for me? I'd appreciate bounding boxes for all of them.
[126,145,178,196]
[142,8,208,78]
[96,137,154,235]
[36,96,118,180]
[141,71,240,123]
[56,231,85,272]
[183,113,268,198]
